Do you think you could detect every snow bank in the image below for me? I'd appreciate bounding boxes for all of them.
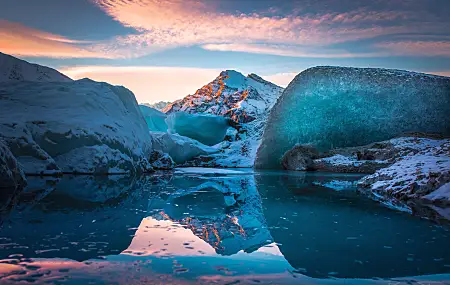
[358,138,450,207]
[0,79,152,175]
[0,52,72,83]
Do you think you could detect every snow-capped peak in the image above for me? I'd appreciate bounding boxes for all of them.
[0,52,72,83]
[163,70,284,123]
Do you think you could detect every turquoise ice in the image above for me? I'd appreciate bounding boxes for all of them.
[139,105,168,132]
[166,112,231,146]
[256,67,450,169]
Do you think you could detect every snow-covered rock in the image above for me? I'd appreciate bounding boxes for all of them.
[256,66,450,169]
[166,112,231,146]
[164,70,283,123]
[358,138,450,206]
[0,52,72,83]
[149,150,175,170]
[150,131,218,164]
[164,70,283,167]
[139,105,168,132]
[142,101,170,111]
[0,78,153,175]
[0,140,26,188]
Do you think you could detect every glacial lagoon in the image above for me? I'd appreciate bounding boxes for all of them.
[0,169,449,285]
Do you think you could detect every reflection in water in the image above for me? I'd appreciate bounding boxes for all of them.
[0,170,449,284]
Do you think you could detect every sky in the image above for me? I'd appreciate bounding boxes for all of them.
[1,0,450,103]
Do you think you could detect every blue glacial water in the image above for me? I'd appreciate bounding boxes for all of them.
[0,169,449,285]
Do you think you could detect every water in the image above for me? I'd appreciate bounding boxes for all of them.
[0,169,449,285]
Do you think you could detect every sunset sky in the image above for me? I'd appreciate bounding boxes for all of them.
[1,0,449,103]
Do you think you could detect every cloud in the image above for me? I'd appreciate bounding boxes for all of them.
[0,20,114,58]
[201,43,382,58]
[60,65,223,103]
[376,41,450,57]
[92,0,439,58]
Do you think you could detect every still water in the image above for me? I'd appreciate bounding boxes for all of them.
[0,168,449,285]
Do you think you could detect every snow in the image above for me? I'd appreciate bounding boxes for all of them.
[358,138,450,202]
[0,52,72,83]
[163,70,283,124]
[139,105,168,132]
[0,78,152,175]
[166,112,231,146]
[256,66,450,169]
[141,101,170,111]
[424,183,450,203]
[150,131,218,164]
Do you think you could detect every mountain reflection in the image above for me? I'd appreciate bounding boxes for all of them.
[0,170,449,284]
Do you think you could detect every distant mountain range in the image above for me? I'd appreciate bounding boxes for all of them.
[142,101,170,111]
[0,52,72,83]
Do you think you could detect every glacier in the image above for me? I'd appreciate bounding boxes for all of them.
[0,78,153,175]
[139,105,168,132]
[256,66,450,169]
[166,112,231,146]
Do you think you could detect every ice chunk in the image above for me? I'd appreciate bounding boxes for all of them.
[256,66,450,169]
[139,105,168,132]
[0,52,72,83]
[166,112,231,146]
[0,140,26,188]
[0,79,152,175]
[150,131,219,164]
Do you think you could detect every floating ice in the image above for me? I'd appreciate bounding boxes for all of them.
[150,131,218,164]
[166,112,231,146]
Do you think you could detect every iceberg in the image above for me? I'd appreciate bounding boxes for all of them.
[166,112,231,146]
[150,131,218,164]
[256,67,450,169]
[0,78,153,175]
[139,105,168,132]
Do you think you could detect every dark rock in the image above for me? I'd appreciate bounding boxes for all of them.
[149,150,175,170]
[281,144,319,171]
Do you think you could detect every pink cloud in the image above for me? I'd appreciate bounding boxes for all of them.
[92,0,425,57]
[0,20,115,58]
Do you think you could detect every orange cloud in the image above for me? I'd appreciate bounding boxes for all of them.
[0,20,113,58]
